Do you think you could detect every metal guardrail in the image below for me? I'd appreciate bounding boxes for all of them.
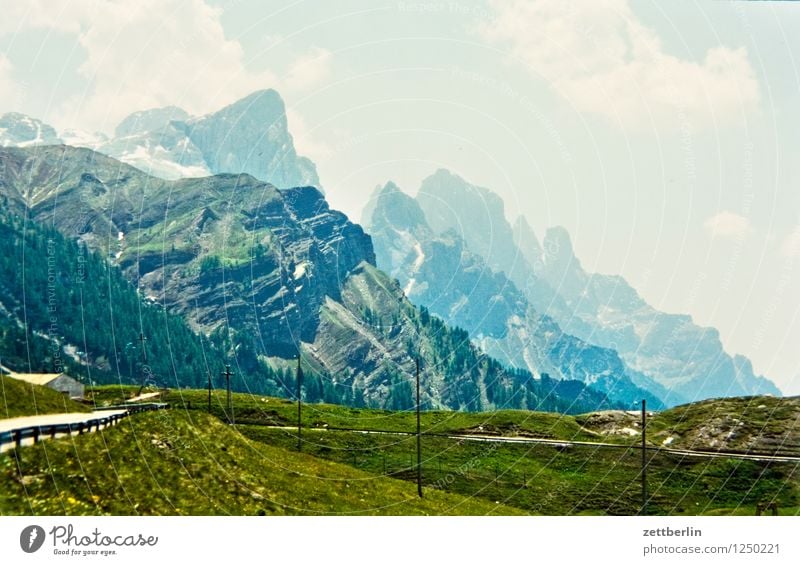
[0,403,170,451]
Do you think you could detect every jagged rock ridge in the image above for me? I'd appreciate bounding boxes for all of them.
[0,90,320,189]
[365,181,665,409]
[397,169,780,405]
[0,145,617,413]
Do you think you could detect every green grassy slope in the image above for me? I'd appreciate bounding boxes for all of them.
[69,386,800,516]
[239,425,799,516]
[0,375,90,418]
[0,409,521,516]
[0,386,800,515]
[89,385,597,440]
[90,386,800,453]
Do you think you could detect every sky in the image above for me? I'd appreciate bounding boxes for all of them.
[1,0,799,394]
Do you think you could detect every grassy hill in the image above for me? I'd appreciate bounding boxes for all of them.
[0,375,90,418]
[4,385,797,516]
[80,386,800,515]
[88,385,597,440]
[0,409,520,515]
[239,425,798,516]
[647,396,800,454]
[90,385,800,454]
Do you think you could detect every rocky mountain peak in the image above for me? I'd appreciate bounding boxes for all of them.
[364,179,664,407]
[212,89,286,120]
[416,169,520,278]
[180,89,320,189]
[281,185,328,216]
[512,215,544,268]
[366,182,428,232]
[542,226,578,267]
[418,169,507,226]
[2,90,320,188]
[0,112,60,147]
[115,106,190,137]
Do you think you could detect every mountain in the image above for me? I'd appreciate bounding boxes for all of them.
[409,169,780,404]
[179,90,319,188]
[530,226,781,403]
[101,90,319,187]
[417,170,583,332]
[0,205,234,390]
[97,112,214,181]
[365,182,665,409]
[417,169,524,284]
[0,145,618,414]
[0,112,60,147]
[114,105,191,137]
[1,90,320,189]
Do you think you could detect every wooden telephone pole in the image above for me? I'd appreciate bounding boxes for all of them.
[296,355,303,451]
[136,332,148,396]
[416,357,423,498]
[207,371,212,412]
[221,365,234,424]
[641,399,647,516]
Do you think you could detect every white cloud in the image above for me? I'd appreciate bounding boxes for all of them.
[285,107,333,163]
[67,0,276,132]
[3,0,330,136]
[0,55,24,110]
[782,227,800,258]
[285,47,332,93]
[0,1,88,36]
[704,211,753,239]
[480,0,759,129]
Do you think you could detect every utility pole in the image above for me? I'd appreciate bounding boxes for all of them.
[221,365,234,425]
[136,332,148,396]
[416,356,423,498]
[138,332,148,363]
[296,355,303,451]
[641,399,647,516]
[207,371,212,412]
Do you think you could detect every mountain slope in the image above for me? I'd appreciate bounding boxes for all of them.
[0,113,60,147]
[179,90,319,188]
[0,145,616,414]
[365,182,665,409]
[1,90,320,188]
[0,206,234,390]
[529,226,781,403]
[411,169,780,404]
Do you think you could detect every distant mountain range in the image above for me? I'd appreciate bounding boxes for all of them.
[0,90,319,189]
[0,144,619,414]
[364,181,665,409]
[364,170,780,406]
[0,88,781,409]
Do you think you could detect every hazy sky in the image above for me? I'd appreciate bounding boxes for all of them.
[1,0,798,393]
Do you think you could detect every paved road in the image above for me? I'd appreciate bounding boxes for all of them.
[0,410,128,452]
[0,410,127,433]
